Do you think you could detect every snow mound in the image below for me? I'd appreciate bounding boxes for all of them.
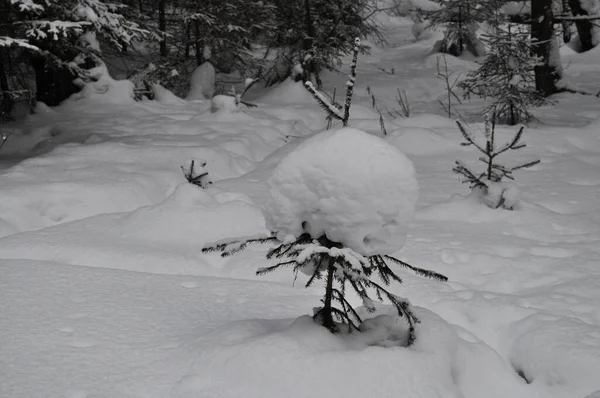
[151,83,185,105]
[0,184,268,276]
[386,126,458,156]
[186,62,216,100]
[506,313,600,396]
[68,63,135,104]
[257,78,316,104]
[211,94,239,113]
[265,127,418,256]
[173,308,525,398]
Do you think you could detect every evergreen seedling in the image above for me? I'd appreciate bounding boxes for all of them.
[453,113,540,210]
[459,25,550,125]
[203,232,447,345]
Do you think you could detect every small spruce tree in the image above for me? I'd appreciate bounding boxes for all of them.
[203,232,447,345]
[419,0,495,57]
[459,25,550,125]
[453,113,540,210]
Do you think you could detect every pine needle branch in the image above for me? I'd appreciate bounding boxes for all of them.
[511,159,540,171]
[456,120,486,154]
[382,255,448,281]
[202,235,277,257]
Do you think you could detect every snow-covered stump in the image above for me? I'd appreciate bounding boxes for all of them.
[203,127,447,344]
[186,62,216,100]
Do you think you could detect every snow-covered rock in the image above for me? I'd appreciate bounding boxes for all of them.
[264,127,418,256]
[152,83,185,105]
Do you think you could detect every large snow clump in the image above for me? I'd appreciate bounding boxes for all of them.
[265,127,418,256]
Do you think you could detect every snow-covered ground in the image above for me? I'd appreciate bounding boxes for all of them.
[2,17,600,398]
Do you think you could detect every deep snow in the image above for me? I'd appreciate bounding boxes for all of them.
[2,15,600,398]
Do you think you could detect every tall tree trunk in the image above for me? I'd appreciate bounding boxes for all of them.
[0,0,13,117]
[303,0,315,51]
[158,0,167,57]
[185,23,191,59]
[569,0,599,51]
[531,0,561,96]
[321,258,336,331]
[0,49,13,119]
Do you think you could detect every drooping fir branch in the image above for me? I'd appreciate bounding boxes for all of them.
[203,232,447,344]
[201,234,278,257]
[304,37,361,127]
[453,112,540,189]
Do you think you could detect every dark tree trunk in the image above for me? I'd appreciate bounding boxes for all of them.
[0,49,13,118]
[0,0,14,117]
[303,0,315,51]
[569,0,598,51]
[185,23,191,59]
[31,57,79,106]
[195,21,201,65]
[158,0,167,57]
[320,258,337,331]
[531,0,561,96]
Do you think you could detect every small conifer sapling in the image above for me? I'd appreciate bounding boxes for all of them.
[459,24,550,125]
[203,232,446,345]
[203,128,447,345]
[453,113,540,210]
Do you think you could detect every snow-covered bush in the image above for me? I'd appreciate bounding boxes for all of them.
[419,0,495,56]
[263,0,379,85]
[203,127,447,344]
[459,25,550,125]
[453,114,540,210]
[186,60,216,100]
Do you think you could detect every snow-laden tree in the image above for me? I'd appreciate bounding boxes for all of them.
[180,0,276,72]
[0,0,156,111]
[124,0,276,97]
[459,25,550,125]
[2,0,154,64]
[263,0,380,85]
[419,0,502,56]
[203,128,447,344]
[453,114,540,210]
